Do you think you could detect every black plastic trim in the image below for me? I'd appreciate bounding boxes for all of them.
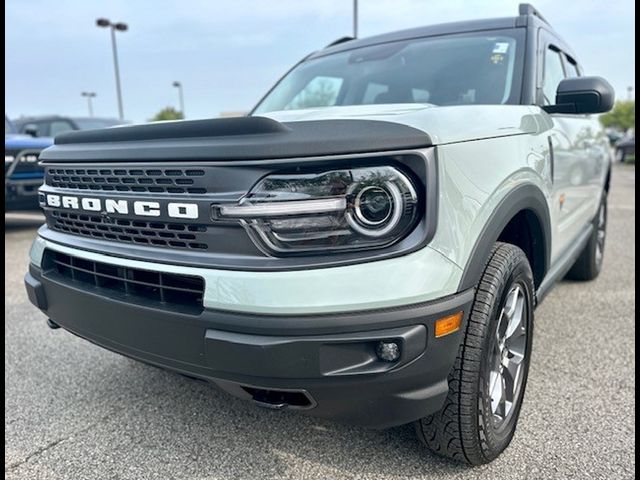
[41,119,432,162]
[536,220,593,305]
[458,184,551,291]
[27,263,474,427]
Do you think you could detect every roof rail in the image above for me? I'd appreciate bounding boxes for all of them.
[518,3,550,25]
[325,36,354,48]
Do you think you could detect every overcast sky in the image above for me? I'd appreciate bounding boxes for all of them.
[5,0,636,123]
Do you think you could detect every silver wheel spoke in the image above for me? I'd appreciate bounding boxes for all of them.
[489,283,528,425]
[490,371,505,418]
[595,203,606,264]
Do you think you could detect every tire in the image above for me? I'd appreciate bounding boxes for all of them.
[415,242,534,465]
[566,194,607,281]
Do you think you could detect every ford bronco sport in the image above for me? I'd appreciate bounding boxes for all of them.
[25,4,614,464]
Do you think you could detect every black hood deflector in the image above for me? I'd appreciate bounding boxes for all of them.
[40,116,432,162]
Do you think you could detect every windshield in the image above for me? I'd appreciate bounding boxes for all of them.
[5,116,15,134]
[254,29,525,114]
[73,118,124,130]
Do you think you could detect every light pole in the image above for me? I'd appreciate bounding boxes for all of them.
[81,92,97,117]
[172,81,185,117]
[96,18,128,120]
[353,0,358,38]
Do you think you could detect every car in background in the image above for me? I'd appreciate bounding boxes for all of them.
[5,115,53,211]
[605,128,625,146]
[614,134,635,162]
[12,115,126,138]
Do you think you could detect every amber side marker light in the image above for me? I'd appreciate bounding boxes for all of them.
[434,311,463,338]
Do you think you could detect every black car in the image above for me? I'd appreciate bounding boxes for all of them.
[615,135,635,162]
[13,115,126,138]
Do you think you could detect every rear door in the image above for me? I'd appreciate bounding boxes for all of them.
[537,30,605,262]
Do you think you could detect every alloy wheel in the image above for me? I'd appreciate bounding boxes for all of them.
[488,283,528,426]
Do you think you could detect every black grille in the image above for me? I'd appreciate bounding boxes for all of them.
[46,167,208,194]
[48,211,209,250]
[42,249,204,314]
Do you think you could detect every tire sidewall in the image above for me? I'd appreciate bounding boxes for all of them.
[477,255,535,461]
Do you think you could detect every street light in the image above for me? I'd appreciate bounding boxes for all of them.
[96,18,128,120]
[81,92,97,117]
[353,0,358,38]
[172,81,185,117]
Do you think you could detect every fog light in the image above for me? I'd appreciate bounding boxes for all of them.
[376,340,401,362]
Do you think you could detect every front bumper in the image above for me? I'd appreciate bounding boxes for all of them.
[25,256,473,428]
[5,178,43,211]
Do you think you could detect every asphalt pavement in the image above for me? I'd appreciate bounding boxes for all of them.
[5,163,635,479]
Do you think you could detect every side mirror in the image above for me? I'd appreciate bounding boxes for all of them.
[543,76,615,114]
[23,124,39,137]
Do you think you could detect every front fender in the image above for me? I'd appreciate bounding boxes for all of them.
[428,135,552,292]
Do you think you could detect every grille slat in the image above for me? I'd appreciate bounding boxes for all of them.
[50,259,203,294]
[49,211,210,251]
[46,167,207,194]
[43,250,204,314]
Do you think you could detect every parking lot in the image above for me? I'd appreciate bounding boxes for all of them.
[5,163,635,480]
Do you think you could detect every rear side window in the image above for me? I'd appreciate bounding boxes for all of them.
[543,47,566,105]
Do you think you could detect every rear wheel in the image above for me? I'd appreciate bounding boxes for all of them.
[566,194,607,281]
[416,242,534,465]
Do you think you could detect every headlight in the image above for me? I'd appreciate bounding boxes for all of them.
[215,166,420,255]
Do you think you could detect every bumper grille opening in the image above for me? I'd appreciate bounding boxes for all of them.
[42,249,205,314]
[241,386,314,409]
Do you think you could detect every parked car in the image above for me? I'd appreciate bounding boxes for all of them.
[25,3,614,465]
[614,135,635,162]
[12,115,126,138]
[605,128,625,146]
[4,115,52,211]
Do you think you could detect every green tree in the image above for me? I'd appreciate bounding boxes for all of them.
[600,100,635,131]
[149,107,184,122]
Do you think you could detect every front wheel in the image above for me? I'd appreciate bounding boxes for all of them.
[416,242,534,465]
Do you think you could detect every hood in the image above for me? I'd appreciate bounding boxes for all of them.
[5,134,54,149]
[261,104,546,145]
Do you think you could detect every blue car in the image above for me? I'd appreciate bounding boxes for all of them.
[5,115,52,211]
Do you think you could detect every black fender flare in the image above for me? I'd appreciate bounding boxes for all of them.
[457,184,551,291]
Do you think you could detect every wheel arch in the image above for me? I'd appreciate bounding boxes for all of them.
[458,184,551,292]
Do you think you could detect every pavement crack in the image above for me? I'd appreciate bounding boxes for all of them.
[6,392,155,472]
[6,436,70,472]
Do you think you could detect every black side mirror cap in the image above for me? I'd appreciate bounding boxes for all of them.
[543,76,615,114]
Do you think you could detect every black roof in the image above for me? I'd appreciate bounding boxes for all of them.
[310,3,561,60]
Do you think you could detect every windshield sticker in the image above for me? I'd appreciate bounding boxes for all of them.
[493,42,510,54]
